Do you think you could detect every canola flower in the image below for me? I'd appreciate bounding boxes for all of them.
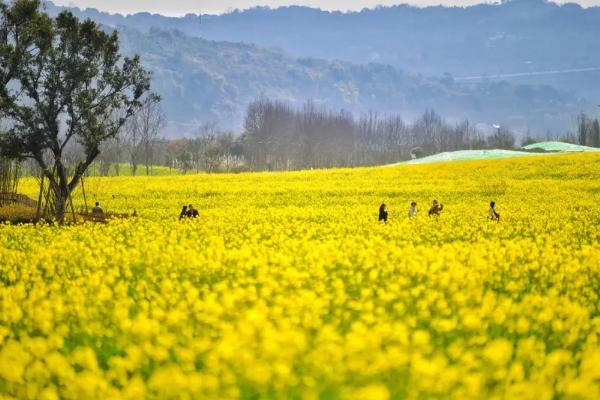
[1,153,600,399]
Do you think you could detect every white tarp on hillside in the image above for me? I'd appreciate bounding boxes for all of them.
[522,141,600,152]
[399,149,537,165]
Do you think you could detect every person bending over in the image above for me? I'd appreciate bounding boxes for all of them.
[428,200,443,217]
[489,201,500,222]
[187,204,199,218]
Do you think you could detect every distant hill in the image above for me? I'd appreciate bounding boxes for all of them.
[41,1,596,136]
[115,27,585,135]
[43,1,600,80]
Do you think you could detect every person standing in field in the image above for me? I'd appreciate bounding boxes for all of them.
[179,205,188,220]
[187,204,199,218]
[379,203,388,223]
[408,202,418,218]
[489,201,500,222]
[428,200,443,217]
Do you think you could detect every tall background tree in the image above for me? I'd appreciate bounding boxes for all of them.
[0,0,154,222]
[123,98,164,176]
[577,113,600,148]
[487,126,516,150]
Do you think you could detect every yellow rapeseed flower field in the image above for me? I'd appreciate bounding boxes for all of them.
[1,153,600,399]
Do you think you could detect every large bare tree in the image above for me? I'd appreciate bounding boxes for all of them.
[124,99,164,176]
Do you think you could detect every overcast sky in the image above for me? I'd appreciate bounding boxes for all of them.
[52,1,599,16]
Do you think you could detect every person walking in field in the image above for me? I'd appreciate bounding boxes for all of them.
[408,202,418,218]
[92,202,104,215]
[187,204,199,218]
[428,200,443,217]
[489,201,500,222]
[179,205,188,220]
[379,203,388,223]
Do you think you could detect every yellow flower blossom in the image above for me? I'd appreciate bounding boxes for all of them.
[0,153,599,398]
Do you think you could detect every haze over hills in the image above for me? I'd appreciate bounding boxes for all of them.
[117,27,587,134]
[44,1,600,78]
[42,0,599,136]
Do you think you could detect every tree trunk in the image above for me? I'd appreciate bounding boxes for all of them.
[53,159,70,224]
[35,173,45,221]
[55,187,68,224]
[145,144,152,176]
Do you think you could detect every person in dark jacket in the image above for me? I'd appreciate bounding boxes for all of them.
[187,204,199,218]
[379,203,388,223]
[179,205,188,220]
[428,200,444,217]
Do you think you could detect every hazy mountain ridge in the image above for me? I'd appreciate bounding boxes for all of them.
[117,27,584,135]
[41,1,596,135]
[44,0,600,78]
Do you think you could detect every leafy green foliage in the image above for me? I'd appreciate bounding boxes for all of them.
[0,1,154,222]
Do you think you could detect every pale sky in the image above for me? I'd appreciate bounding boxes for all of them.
[52,1,600,16]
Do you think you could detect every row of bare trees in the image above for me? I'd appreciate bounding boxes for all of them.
[73,98,525,176]
[66,98,523,175]
[240,99,512,170]
[92,119,243,176]
[577,113,600,148]
[94,100,166,176]
[33,97,600,179]
[97,99,514,174]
